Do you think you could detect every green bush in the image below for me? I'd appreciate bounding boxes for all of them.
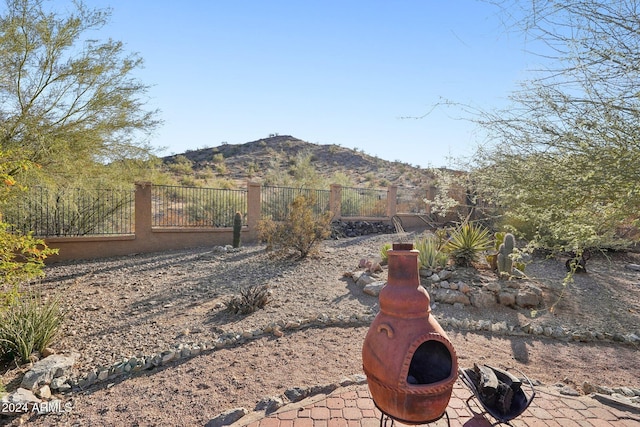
[0,294,64,363]
[444,221,493,267]
[414,234,448,270]
[0,223,58,309]
[257,194,333,259]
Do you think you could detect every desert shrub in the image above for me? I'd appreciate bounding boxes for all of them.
[444,221,493,267]
[257,194,332,259]
[414,234,448,270]
[0,293,64,363]
[0,223,58,309]
[225,284,271,314]
[168,155,194,175]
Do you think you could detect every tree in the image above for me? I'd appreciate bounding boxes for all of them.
[0,0,161,185]
[469,0,640,253]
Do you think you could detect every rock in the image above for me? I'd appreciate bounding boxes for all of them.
[255,396,284,413]
[614,387,636,397]
[439,269,453,281]
[557,385,580,396]
[284,386,308,402]
[97,370,109,381]
[356,273,376,286]
[516,290,541,308]
[625,263,640,271]
[470,290,497,308]
[20,354,78,390]
[484,282,501,293]
[432,288,471,305]
[498,291,516,307]
[363,281,385,296]
[50,377,68,390]
[205,407,248,427]
[419,268,433,277]
[1,388,41,415]
[78,371,98,389]
[37,385,52,400]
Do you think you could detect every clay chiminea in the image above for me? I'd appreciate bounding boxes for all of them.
[362,243,458,424]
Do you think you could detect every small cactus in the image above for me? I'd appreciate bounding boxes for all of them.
[497,233,515,277]
[232,211,242,248]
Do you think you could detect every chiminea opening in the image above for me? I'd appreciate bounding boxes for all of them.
[407,340,453,385]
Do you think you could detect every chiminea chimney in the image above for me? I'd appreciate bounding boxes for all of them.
[362,243,458,424]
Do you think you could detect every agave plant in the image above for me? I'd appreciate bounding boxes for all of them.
[413,234,448,270]
[444,222,493,267]
[379,242,392,264]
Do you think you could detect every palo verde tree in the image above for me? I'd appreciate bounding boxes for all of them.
[468,0,640,255]
[0,0,161,186]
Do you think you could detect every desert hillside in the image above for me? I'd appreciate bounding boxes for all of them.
[162,135,440,191]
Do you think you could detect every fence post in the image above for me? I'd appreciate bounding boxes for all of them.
[247,181,261,240]
[135,182,153,241]
[330,184,342,220]
[387,185,397,217]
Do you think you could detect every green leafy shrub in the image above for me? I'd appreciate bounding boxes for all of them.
[444,221,493,267]
[414,234,448,270]
[257,194,333,259]
[0,223,58,309]
[0,294,64,363]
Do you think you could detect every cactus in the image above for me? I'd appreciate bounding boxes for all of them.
[232,211,242,248]
[496,233,515,277]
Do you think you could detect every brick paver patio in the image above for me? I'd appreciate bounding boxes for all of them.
[236,381,640,427]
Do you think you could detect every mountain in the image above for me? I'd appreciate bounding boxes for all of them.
[162,135,438,192]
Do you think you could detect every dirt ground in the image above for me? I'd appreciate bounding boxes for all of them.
[1,233,639,426]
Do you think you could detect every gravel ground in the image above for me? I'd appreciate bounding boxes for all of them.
[2,232,639,426]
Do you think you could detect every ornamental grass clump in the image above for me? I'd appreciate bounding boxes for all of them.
[225,284,271,315]
[0,293,64,363]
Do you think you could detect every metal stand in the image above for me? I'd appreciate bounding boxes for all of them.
[378,409,450,427]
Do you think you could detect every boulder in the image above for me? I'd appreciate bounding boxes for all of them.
[432,288,471,305]
[470,290,498,309]
[20,354,78,390]
[363,282,386,296]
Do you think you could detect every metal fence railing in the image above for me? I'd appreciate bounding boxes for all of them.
[261,186,331,221]
[151,185,248,227]
[396,186,428,214]
[341,186,387,217]
[2,183,394,238]
[3,186,135,237]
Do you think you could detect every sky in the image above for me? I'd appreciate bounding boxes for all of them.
[57,0,538,168]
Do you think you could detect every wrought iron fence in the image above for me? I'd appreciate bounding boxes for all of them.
[341,186,387,217]
[3,186,135,237]
[396,186,428,213]
[261,186,331,221]
[151,185,247,227]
